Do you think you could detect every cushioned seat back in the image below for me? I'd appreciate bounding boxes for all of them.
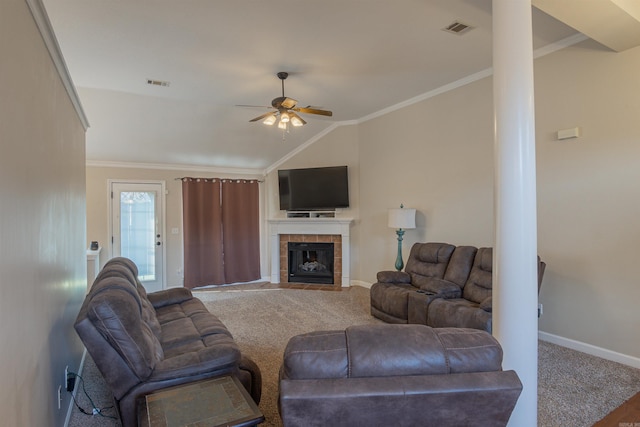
[405,243,456,287]
[443,245,477,287]
[93,258,163,339]
[462,247,493,304]
[76,276,164,398]
[282,324,503,380]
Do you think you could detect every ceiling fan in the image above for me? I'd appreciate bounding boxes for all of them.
[242,72,332,130]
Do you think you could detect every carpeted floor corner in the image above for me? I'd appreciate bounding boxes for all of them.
[68,286,640,427]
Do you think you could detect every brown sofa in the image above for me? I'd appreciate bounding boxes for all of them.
[279,324,522,427]
[370,242,545,332]
[74,257,261,427]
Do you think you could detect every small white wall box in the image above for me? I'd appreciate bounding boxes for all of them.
[557,127,581,140]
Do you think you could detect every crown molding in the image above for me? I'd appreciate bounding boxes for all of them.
[86,159,266,177]
[26,0,90,130]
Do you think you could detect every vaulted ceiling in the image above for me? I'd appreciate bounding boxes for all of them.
[42,0,640,171]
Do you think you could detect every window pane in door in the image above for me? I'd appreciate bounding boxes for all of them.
[120,191,156,281]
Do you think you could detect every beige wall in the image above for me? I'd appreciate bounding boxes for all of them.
[86,166,267,287]
[534,39,640,358]
[273,40,640,362]
[264,124,360,272]
[0,1,87,425]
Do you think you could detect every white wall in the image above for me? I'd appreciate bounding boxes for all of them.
[270,39,640,362]
[0,1,87,425]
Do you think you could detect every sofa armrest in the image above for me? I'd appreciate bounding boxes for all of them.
[417,278,461,299]
[376,270,411,284]
[151,340,241,381]
[147,287,193,308]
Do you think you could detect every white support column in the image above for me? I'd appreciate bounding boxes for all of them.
[492,1,539,426]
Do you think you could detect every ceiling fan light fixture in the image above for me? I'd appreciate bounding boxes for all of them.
[278,120,287,130]
[263,115,277,125]
[280,112,290,123]
[291,115,304,127]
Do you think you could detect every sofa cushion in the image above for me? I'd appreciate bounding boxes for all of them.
[281,331,349,380]
[462,247,493,304]
[427,298,492,333]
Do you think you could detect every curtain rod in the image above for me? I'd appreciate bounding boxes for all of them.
[174,177,264,183]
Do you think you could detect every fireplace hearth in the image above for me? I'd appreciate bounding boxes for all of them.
[288,242,334,285]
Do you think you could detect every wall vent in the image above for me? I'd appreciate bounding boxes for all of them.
[146,79,171,87]
[442,21,473,35]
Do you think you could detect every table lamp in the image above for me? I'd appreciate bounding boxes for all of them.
[388,204,416,271]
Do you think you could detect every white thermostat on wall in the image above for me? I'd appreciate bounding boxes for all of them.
[557,127,581,140]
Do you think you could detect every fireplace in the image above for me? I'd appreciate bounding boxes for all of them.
[288,242,334,284]
[269,218,353,287]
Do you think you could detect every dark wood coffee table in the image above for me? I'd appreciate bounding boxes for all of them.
[138,375,264,427]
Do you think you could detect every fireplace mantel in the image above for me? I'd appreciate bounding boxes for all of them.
[269,218,353,286]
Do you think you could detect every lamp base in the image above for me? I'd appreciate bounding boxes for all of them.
[394,229,405,271]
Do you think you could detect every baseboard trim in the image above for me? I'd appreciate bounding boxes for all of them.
[539,331,640,369]
[350,280,372,289]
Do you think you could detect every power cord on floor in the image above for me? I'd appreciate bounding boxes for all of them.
[67,371,118,420]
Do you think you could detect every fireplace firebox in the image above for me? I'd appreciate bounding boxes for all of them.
[288,242,334,284]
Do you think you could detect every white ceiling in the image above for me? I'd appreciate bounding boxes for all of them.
[42,0,585,171]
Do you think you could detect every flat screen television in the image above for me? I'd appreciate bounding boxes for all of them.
[278,166,349,211]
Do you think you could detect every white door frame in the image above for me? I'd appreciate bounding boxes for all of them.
[108,179,167,290]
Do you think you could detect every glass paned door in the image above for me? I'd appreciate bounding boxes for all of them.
[111,182,165,292]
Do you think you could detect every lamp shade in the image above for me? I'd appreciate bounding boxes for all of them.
[388,207,416,229]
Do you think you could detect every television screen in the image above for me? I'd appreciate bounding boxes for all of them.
[278,166,349,211]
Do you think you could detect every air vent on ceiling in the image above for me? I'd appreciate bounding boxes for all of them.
[442,21,473,35]
[146,79,171,87]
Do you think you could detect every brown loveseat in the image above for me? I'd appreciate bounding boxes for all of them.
[370,242,545,332]
[75,257,261,427]
[279,324,522,427]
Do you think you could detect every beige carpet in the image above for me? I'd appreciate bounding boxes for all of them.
[68,286,640,427]
[196,287,381,427]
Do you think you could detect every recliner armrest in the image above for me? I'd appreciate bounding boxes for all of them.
[376,270,411,284]
[147,287,193,308]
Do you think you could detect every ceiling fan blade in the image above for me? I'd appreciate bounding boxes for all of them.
[249,111,277,122]
[295,107,333,117]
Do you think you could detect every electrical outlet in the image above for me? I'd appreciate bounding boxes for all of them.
[65,366,75,392]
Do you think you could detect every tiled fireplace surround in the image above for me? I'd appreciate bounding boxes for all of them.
[269,218,353,288]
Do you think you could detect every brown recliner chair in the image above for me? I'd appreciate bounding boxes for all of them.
[370,242,477,324]
[279,324,522,427]
[371,243,546,333]
[426,248,546,332]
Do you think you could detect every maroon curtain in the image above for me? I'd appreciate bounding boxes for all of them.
[182,178,224,288]
[221,180,261,284]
